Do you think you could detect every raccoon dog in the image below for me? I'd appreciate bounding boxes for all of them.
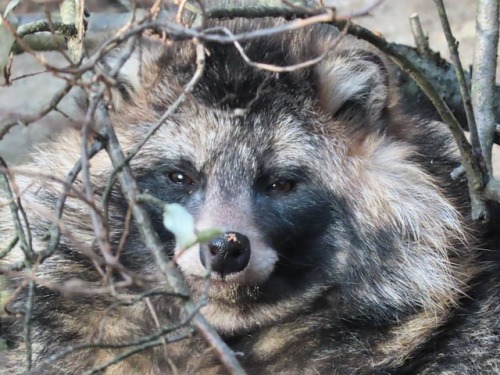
[1,18,500,375]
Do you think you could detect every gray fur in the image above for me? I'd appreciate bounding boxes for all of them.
[1,19,499,374]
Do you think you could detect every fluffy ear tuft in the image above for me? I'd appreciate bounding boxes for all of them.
[315,36,391,128]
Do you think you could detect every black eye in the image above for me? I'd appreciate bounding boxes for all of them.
[168,171,194,186]
[268,180,295,194]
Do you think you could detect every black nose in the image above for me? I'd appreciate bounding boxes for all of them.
[200,232,251,278]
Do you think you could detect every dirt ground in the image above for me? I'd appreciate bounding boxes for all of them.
[0,0,493,167]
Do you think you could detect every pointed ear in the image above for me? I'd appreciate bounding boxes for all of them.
[314,34,391,128]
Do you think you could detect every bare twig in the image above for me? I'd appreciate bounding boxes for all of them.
[2,69,46,84]
[0,236,18,259]
[16,20,77,39]
[0,159,33,260]
[11,33,67,54]
[0,13,58,70]
[79,35,140,267]
[471,0,499,176]
[0,81,73,141]
[0,158,36,370]
[1,141,104,272]
[82,336,188,375]
[409,13,431,58]
[434,0,483,171]
[23,278,35,371]
[202,9,335,42]
[225,21,348,72]
[59,0,85,63]
[205,5,324,19]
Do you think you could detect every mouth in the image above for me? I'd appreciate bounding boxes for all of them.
[186,273,244,291]
[185,274,262,303]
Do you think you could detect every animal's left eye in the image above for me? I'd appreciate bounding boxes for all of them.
[268,180,295,194]
[168,171,194,186]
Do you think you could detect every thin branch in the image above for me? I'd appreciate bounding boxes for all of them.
[2,141,104,272]
[0,161,36,370]
[0,159,33,260]
[205,5,324,19]
[11,34,67,54]
[409,13,431,58]
[434,0,483,171]
[82,335,190,375]
[0,236,18,259]
[226,22,348,72]
[2,69,47,83]
[79,36,139,266]
[471,0,499,175]
[59,0,85,63]
[0,81,73,141]
[0,13,57,70]
[16,20,77,38]
[23,278,35,371]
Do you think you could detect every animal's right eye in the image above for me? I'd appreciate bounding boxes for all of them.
[268,179,295,194]
[168,171,194,186]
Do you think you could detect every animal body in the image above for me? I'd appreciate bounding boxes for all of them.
[1,17,500,375]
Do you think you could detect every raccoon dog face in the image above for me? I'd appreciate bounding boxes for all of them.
[99,19,466,334]
[130,87,340,333]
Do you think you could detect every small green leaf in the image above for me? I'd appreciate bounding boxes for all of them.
[162,203,197,249]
